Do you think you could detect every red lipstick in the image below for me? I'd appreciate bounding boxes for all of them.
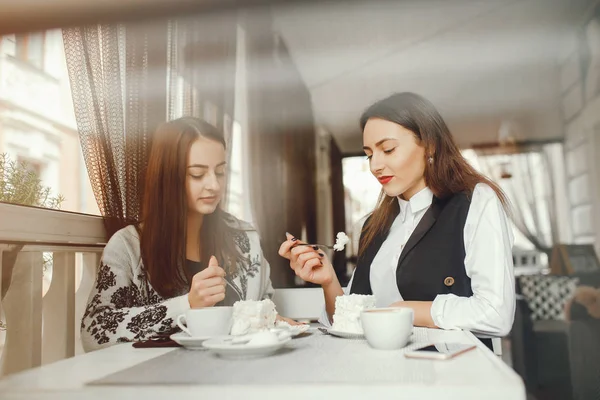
[377,176,393,185]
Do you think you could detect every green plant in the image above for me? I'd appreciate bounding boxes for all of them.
[0,153,65,208]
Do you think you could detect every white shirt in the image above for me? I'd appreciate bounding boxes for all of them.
[320,183,516,337]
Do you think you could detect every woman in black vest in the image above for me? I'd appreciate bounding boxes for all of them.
[279,92,515,337]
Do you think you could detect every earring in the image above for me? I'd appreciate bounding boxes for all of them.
[428,156,434,165]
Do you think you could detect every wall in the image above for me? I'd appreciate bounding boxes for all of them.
[559,12,600,255]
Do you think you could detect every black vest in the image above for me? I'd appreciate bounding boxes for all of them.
[350,192,472,300]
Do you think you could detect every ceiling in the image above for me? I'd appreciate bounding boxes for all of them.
[271,0,594,153]
[2,0,591,154]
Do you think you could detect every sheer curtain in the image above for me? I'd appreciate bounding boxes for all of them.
[62,14,237,239]
[473,143,562,255]
[244,14,318,288]
[63,13,318,287]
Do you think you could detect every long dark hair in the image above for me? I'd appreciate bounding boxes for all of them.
[140,117,243,298]
[358,92,509,258]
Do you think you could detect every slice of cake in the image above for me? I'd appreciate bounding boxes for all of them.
[230,299,277,335]
[331,294,376,334]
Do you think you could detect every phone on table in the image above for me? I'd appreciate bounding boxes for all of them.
[404,342,476,360]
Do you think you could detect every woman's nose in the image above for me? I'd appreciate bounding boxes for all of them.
[370,154,384,175]
[205,172,221,191]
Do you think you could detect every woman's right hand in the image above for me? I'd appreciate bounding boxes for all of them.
[188,256,226,308]
[278,233,335,286]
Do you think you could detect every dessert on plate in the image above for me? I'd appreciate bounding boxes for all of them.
[230,299,277,336]
[331,294,376,334]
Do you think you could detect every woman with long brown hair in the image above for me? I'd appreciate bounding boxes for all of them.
[279,92,515,340]
[82,117,287,351]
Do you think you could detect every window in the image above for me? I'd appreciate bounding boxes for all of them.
[15,32,45,69]
[0,30,99,215]
[225,120,245,219]
[17,157,43,177]
[342,156,380,257]
[224,24,254,223]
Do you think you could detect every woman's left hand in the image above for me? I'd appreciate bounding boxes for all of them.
[276,315,306,326]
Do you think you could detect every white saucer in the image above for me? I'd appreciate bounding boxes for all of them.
[170,332,211,350]
[327,329,365,339]
[273,324,311,337]
[202,336,292,358]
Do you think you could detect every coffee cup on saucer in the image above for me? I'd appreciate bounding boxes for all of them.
[361,307,414,350]
[176,306,233,338]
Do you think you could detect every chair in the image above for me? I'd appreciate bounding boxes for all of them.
[511,273,600,400]
[272,287,324,321]
[474,334,503,356]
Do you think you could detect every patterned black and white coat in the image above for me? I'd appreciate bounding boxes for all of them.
[81,215,274,352]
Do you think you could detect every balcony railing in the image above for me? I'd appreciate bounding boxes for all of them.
[0,202,105,376]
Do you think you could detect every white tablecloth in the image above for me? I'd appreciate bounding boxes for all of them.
[0,328,526,400]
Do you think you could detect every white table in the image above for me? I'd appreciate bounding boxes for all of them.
[0,328,526,400]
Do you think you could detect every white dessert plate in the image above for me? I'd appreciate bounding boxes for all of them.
[170,332,211,350]
[273,323,311,337]
[202,335,292,359]
[327,329,365,339]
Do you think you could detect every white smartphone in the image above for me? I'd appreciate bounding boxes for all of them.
[404,343,476,360]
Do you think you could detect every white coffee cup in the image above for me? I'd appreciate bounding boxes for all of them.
[177,307,233,338]
[361,307,414,350]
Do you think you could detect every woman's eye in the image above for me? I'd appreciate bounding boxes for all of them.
[216,171,225,177]
[190,175,204,180]
[383,148,395,154]
[365,155,372,161]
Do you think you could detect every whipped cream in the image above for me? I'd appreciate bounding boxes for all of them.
[333,231,350,252]
[331,294,376,334]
